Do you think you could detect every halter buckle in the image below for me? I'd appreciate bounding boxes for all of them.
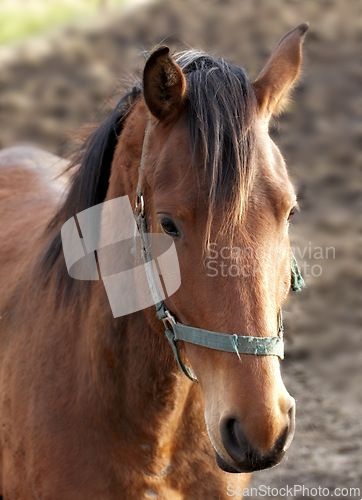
[135,193,145,216]
[162,309,176,331]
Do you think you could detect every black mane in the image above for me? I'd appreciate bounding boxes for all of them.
[43,85,142,277]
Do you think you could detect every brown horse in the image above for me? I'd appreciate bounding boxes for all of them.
[0,24,308,499]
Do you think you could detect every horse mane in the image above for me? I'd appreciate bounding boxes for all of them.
[42,85,142,293]
[176,51,257,246]
[42,50,257,294]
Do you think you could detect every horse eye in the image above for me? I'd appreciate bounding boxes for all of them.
[287,206,297,221]
[160,218,180,237]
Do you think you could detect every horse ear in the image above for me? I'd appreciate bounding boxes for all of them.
[143,46,187,122]
[252,23,308,120]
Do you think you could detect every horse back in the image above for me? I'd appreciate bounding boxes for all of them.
[0,146,69,300]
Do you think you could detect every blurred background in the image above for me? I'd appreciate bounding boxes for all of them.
[0,0,360,496]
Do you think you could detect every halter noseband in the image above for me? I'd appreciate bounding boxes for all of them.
[134,118,304,383]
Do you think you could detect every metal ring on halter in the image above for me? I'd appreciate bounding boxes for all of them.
[161,308,177,330]
[135,193,145,216]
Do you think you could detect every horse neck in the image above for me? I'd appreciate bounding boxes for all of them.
[84,102,195,465]
[84,260,194,473]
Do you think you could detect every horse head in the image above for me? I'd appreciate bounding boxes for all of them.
[108,24,308,474]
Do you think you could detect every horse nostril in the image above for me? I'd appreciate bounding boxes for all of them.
[218,401,296,473]
[220,418,250,464]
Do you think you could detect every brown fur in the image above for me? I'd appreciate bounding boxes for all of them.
[0,25,307,499]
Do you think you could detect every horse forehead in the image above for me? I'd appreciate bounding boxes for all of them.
[149,119,198,203]
[149,116,295,218]
[153,117,191,172]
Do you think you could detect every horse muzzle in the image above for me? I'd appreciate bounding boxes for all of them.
[214,400,296,473]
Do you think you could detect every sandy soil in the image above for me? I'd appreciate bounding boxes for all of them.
[0,0,360,497]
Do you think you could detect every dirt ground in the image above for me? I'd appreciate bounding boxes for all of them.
[0,0,360,498]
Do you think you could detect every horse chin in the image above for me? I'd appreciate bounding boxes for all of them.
[214,449,283,474]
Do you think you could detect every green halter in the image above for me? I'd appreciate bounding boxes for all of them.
[134,118,305,382]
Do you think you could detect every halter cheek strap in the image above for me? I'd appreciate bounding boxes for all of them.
[134,117,305,383]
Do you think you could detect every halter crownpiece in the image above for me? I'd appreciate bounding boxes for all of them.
[134,118,305,383]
